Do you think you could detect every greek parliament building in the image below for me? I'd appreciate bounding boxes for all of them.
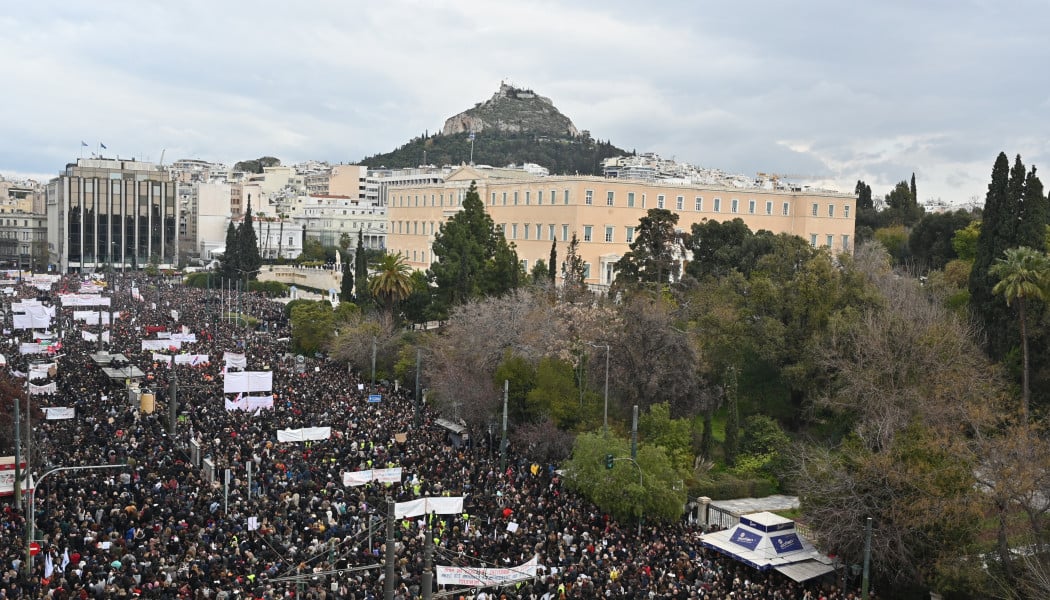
[386,166,856,290]
[47,158,177,272]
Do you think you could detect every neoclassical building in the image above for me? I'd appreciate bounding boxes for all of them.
[386,166,856,289]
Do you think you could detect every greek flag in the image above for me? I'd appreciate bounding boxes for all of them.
[468,132,475,141]
[100,142,107,149]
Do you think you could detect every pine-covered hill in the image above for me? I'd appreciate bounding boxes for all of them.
[358,131,631,176]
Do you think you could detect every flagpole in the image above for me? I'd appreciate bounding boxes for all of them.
[469,132,475,165]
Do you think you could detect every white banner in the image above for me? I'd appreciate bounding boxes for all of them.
[142,340,181,351]
[224,396,275,412]
[224,371,273,394]
[170,309,180,322]
[131,288,142,301]
[343,467,403,487]
[28,363,55,381]
[13,311,52,330]
[72,311,119,324]
[152,353,173,366]
[170,333,196,343]
[42,407,75,420]
[82,330,111,343]
[29,382,57,395]
[224,352,247,370]
[436,556,540,587]
[174,354,209,366]
[276,427,331,442]
[0,458,30,497]
[19,343,44,355]
[59,294,110,307]
[394,496,465,519]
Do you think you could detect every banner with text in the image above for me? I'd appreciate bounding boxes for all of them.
[343,467,403,487]
[436,556,540,587]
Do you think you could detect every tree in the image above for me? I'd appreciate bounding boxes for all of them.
[883,180,923,226]
[429,181,519,318]
[612,208,683,291]
[685,218,774,280]
[990,246,1050,421]
[340,260,354,303]
[529,259,550,285]
[563,432,688,524]
[290,301,334,355]
[235,198,262,281]
[354,230,370,309]
[369,252,413,320]
[855,180,874,211]
[219,221,239,283]
[401,271,434,328]
[560,231,588,301]
[526,357,596,430]
[548,240,557,283]
[907,210,974,271]
[970,154,1037,361]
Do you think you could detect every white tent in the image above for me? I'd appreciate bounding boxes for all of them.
[700,511,835,582]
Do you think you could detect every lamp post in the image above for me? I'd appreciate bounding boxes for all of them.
[589,342,610,434]
[26,463,127,574]
[370,336,377,395]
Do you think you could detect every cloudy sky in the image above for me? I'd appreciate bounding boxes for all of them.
[2,0,1048,205]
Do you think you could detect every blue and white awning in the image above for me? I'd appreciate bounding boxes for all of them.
[700,511,835,582]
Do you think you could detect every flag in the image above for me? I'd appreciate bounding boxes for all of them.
[80,141,88,147]
[61,548,70,571]
[100,142,107,149]
[468,132,475,141]
[44,552,54,578]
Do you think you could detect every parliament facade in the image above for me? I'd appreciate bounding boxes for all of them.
[386,166,856,289]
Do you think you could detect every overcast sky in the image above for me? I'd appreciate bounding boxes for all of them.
[2,0,1048,205]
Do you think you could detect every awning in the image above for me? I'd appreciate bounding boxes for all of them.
[775,560,836,582]
[435,418,466,435]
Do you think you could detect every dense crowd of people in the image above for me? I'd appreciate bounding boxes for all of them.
[0,272,864,599]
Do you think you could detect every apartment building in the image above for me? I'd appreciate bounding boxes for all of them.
[386,165,855,288]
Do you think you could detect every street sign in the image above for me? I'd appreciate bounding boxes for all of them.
[368,394,382,403]
[29,542,40,556]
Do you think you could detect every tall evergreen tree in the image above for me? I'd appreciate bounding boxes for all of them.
[340,259,355,303]
[354,230,370,308]
[220,221,239,283]
[235,197,262,281]
[429,181,520,317]
[1017,166,1047,250]
[910,172,918,206]
[855,180,874,211]
[548,240,557,283]
[612,208,683,291]
[970,153,1023,358]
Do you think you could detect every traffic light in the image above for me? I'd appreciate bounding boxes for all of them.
[604,454,615,469]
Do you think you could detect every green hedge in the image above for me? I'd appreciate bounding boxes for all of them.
[690,473,779,501]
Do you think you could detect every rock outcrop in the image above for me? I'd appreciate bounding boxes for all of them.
[441,83,580,138]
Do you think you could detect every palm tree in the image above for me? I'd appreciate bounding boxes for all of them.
[990,246,1050,422]
[369,252,413,319]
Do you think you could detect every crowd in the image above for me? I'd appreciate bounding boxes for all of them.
[0,272,865,599]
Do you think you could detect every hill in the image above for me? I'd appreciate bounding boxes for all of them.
[359,83,632,175]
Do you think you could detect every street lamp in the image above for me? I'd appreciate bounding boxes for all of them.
[26,463,127,574]
[609,456,644,536]
[589,342,610,434]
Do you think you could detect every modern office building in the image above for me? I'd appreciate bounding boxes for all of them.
[386,165,856,290]
[46,158,178,272]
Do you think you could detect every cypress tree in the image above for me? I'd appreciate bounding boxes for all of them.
[548,240,557,283]
[340,259,355,302]
[354,230,370,308]
[970,153,1023,358]
[1017,166,1047,250]
[220,221,238,284]
[236,197,262,281]
[910,172,918,207]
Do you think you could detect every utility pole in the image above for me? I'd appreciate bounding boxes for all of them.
[862,517,872,600]
[169,366,178,434]
[414,348,422,428]
[631,405,638,461]
[13,398,21,506]
[384,498,396,600]
[500,380,509,471]
[422,513,434,600]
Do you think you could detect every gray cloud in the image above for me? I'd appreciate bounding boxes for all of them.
[1,0,1049,206]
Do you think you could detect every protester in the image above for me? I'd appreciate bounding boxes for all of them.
[0,272,862,599]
